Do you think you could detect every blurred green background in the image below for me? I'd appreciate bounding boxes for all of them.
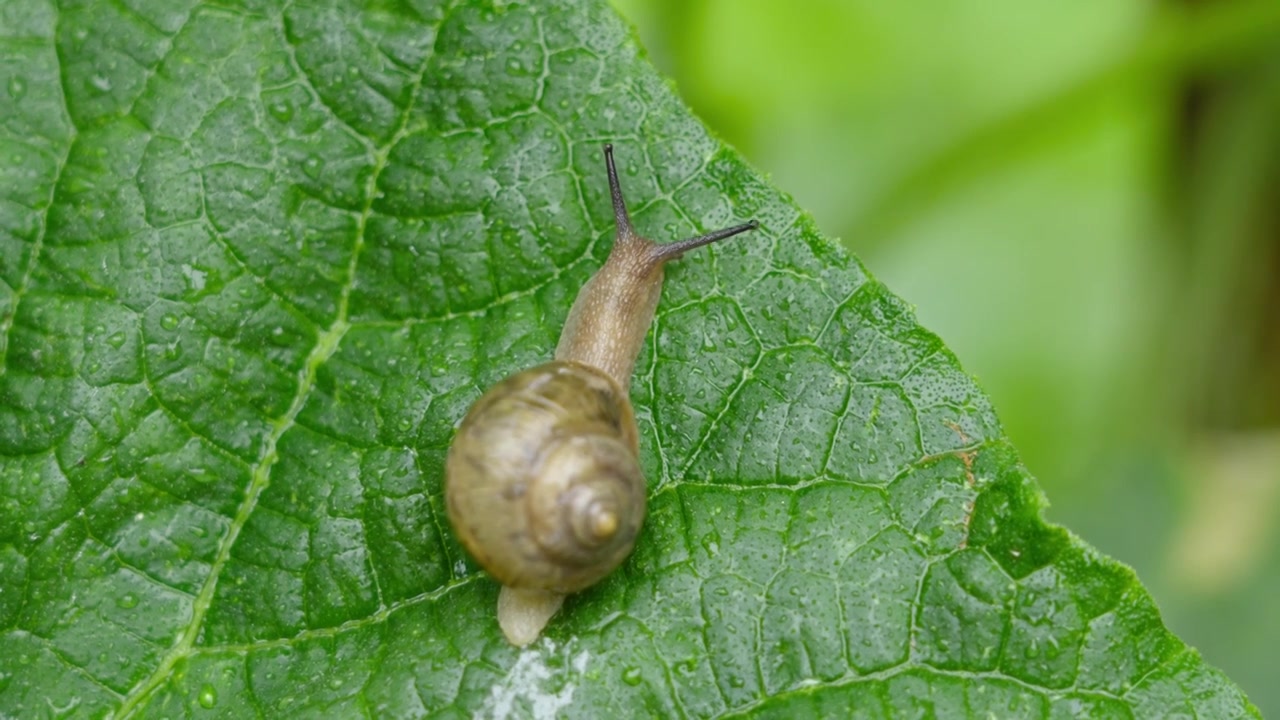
[612,0,1280,712]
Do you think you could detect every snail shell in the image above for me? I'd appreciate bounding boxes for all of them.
[444,143,757,646]
[446,360,644,594]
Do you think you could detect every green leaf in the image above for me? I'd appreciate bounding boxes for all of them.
[0,0,1257,717]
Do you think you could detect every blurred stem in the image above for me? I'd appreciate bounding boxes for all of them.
[1172,59,1280,431]
[849,0,1280,245]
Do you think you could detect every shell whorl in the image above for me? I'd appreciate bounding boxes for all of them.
[444,360,646,594]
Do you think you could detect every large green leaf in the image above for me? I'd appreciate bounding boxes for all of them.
[0,0,1257,717]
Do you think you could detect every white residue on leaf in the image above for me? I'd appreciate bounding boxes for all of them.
[482,639,591,720]
[181,263,207,292]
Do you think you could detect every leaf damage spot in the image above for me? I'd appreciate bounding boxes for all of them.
[943,420,979,549]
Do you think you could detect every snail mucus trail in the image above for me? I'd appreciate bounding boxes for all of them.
[444,143,758,646]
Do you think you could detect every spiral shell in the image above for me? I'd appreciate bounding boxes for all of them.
[445,360,646,593]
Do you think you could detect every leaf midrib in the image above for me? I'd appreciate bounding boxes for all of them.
[111,4,447,714]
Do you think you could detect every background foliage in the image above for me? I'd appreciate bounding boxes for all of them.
[612,0,1280,713]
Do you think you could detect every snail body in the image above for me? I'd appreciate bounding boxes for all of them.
[445,144,757,646]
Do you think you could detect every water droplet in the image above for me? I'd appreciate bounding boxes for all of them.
[7,76,26,100]
[621,667,642,686]
[302,155,325,179]
[117,593,138,609]
[197,684,217,708]
[269,100,294,123]
[160,314,179,330]
[106,331,126,348]
[700,532,720,555]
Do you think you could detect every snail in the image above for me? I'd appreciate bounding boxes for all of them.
[444,143,758,646]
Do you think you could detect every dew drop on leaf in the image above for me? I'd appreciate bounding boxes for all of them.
[7,75,25,100]
[269,100,294,123]
[302,155,325,179]
[197,684,217,708]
